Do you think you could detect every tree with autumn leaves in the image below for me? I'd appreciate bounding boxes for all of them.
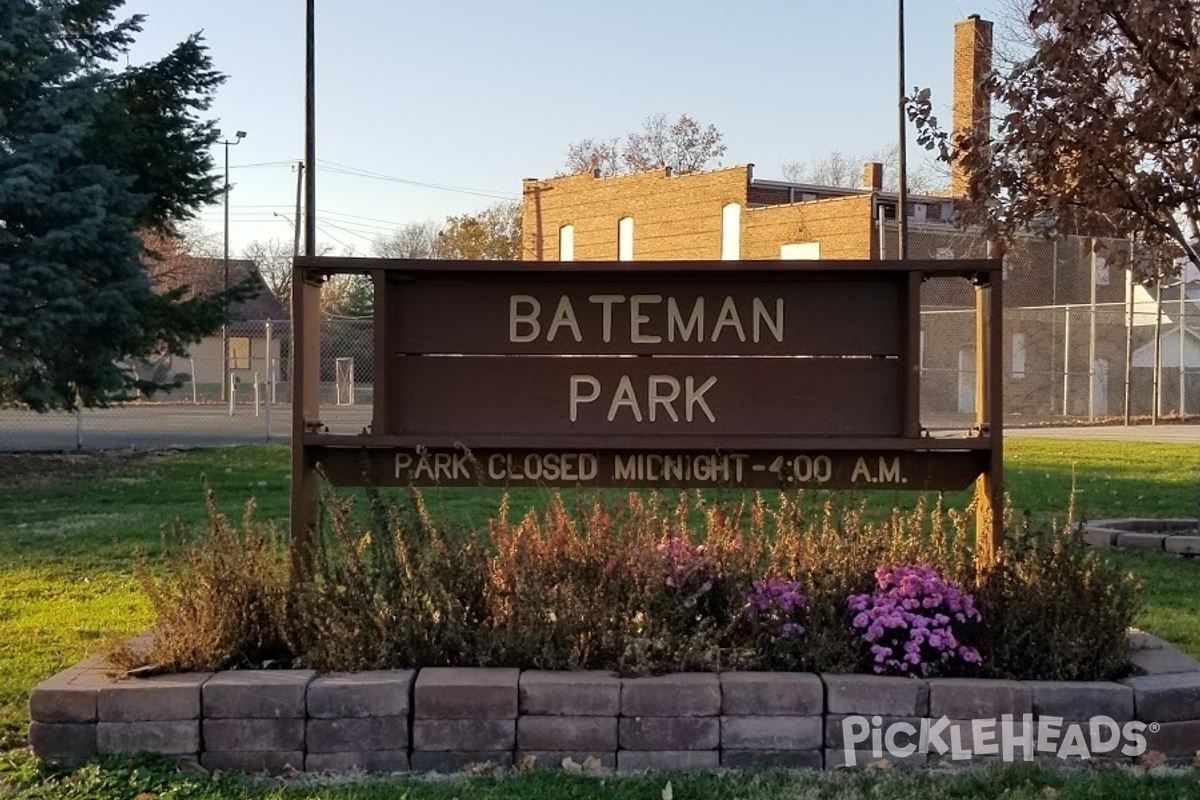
[911,0,1200,275]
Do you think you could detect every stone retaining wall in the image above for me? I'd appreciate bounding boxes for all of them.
[1082,519,1200,555]
[29,633,1200,774]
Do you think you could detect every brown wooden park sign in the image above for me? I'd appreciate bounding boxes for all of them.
[290,258,1004,562]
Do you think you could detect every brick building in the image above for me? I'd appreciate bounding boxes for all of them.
[518,14,1153,424]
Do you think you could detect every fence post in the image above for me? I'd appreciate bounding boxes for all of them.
[1088,241,1097,423]
[1062,306,1071,416]
[265,322,274,405]
[254,372,261,418]
[1153,279,1163,425]
[1124,246,1134,426]
[1180,279,1187,419]
[265,372,273,443]
[228,374,236,417]
[190,357,198,404]
[75,405,82,451]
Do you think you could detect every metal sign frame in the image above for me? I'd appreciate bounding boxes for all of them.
[289,257,1003,575]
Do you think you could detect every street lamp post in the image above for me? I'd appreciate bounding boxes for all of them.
[217,129,246,400]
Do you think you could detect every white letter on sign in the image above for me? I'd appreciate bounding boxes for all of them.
[510,295,541,342]
[686,376,717,422]
[607,375,643,422]
[569,375,600,421]
[648,375,680,422]
[588,294,626,343]
[629,294,663,344]
[547,296,582,342]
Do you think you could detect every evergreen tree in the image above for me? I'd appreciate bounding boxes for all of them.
[0,0,249,410]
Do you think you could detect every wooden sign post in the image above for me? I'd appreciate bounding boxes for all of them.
[289,258,1004,571]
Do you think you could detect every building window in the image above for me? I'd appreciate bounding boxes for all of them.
[1011,332,1026,379]
[721,204,740,260]
[913,203,927,223]
[229,336,251,371]
[618,216,634,261]
[780,242,820,260]
[559,224,574,262]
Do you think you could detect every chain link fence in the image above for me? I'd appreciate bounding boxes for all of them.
[886,221,1200,429]
[3,232,1198,449]
[0,317,374,451]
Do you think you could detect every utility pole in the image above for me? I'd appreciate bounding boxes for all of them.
[896,0,908,260]
[293,161,305,258]
[218,129,246,400]
[304,0,316,257]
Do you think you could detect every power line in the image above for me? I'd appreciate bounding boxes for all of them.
[318,159,517,201]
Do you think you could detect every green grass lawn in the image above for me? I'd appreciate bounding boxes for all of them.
[2,755,1200,800]
[0,439,1198,795]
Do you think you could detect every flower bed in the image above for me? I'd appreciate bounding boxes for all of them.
[28,490,1171,773]
[28,631,1200,773]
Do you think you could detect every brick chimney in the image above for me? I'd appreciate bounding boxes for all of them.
[951,14,993,197]
[863,162,884,191]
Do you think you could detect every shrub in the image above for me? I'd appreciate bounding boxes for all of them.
[972,521,1140,681]
[848,564,982,677]
[117,485,1138,682]
[112,490,290,673]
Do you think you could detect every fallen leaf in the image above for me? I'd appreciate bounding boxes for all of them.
[662,780,673,800]
[1192,749,1200,768]
[868,758,894,771]
[1138,750,1168,769]
[463,760,500,775]
[134,794,153,800]
[562,757,582,775]
[1042,788,1059,798]
[582,756,603,772]
[517,754,538,773]
[280,762,301,778]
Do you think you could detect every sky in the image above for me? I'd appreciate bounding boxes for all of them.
[119,0,1005,257]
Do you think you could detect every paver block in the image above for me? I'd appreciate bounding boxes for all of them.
[28,722,96,762]
[824,675,929,716]
[516,750,616,770]
[519,671,620,716]
[410,751,514,773]
[1116,532,1167,551]
[721,749,823,769]
[937,718,1034,756]
[720,672,823,716]
[414,668,519,719]
[29,667,112,723]
[1024,681,1134,721]
[517,716,617,751]
[618,717,719,751]
[305,750,410,773]
[307,671,414,719]
[202,671,314,719]
[1081,530,1116,548]
[721,716,822,750]
[928,678,1032,718]
[1165,535,1200,555]
[825,747,928,768]
[1121,672,1200,723]
[97,720,199,754]
[98,673,210,722]
[1143,719,1200,758]
[825,715,924,748]
[306,716,408,752]
[200,751,304,775]
[616,750,719,772]
[202,718,305,752]
[1130,646,1200,675]
[413,718,515,751]
[621,673,720,717]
